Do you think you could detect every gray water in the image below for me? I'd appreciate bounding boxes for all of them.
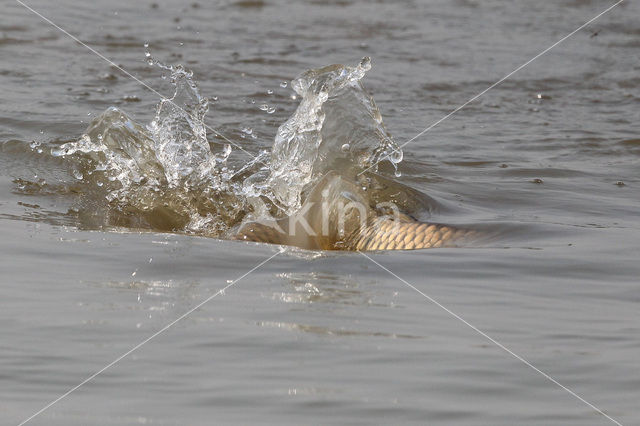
[1,0,639,425]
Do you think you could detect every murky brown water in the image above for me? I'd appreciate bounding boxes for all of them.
[1,0,639,424]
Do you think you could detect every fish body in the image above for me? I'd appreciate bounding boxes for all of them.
[234,171,475,250]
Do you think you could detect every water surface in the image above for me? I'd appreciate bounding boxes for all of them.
[1,0,639,424]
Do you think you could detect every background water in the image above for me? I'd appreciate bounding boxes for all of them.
[1,0,639,424]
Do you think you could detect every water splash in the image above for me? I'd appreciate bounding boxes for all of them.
[244,57,403,216]
[49,56,403,237]
[51,58,240,234]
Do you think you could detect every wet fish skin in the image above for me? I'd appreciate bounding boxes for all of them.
[233,171,476,251]
[349,217,474,251]
[234,215,474,251]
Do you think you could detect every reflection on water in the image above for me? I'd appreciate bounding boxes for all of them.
[256,320,423,340]
[261,271,422,339]
[275,271,378,306]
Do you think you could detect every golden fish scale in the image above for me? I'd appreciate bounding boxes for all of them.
[234,217,473,251]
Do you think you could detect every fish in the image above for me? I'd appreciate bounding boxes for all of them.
[234,170,477,250]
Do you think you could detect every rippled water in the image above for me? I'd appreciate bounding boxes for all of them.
[1,0,639,425]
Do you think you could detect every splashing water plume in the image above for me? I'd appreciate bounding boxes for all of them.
[246,57,403,216]
[50,56,405,242]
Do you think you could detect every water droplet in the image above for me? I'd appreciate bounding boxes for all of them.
[72,169,83,180]
[532,178,544,184]
[394,169,402,177]
[389,148,403,163]
[144,42,149,48]
[290,95,297,100]
[359,56,371,71]
[267,89,274,95]
[267,106,276,114]
[259,104,269,111]
[615,181,625,187]
[241,127,253,135]
[280,81,288,88]
[147,58,154,66]
[340,143,350,152]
